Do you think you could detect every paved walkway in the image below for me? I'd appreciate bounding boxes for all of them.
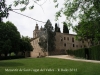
[47,55,100,63]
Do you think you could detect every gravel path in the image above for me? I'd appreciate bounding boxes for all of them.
[47,55,100,63]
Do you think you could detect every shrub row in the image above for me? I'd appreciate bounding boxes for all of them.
[67,45,100,60]
[89,45,100,60]
[0,56,25,60]
[67,48,85,58]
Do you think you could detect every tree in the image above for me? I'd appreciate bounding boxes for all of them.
[13,0,45,11]
[38,20,56,53]
[63,22,69,33]
[54,0,100,43]
[55,23,61,32]
[0,0,11,22]
[20,36,33,56]
[74,19,100,46]
[0,21,20,56]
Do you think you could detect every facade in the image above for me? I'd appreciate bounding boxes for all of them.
[30,24,89,57]
[30,24,48,57]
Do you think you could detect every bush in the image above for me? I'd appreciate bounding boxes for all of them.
[89,45,100,60]
[0,56,25,60]
[67,45,100,60]
[67,48,85,58]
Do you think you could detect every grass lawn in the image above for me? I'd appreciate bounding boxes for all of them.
[0,57,100,75]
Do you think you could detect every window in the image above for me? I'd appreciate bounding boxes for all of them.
[84,45,86,47]
[67,37,69,40]
[73,44,75,47]
[64,43,66,47]
[61,38,63,41]
[72,37,74,42]
[64,37,66,40]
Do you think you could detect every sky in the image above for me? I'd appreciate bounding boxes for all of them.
[3,0,75,38]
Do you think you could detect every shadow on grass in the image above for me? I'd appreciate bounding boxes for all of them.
[0,62,24,67]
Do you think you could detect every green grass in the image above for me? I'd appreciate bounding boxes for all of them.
[0,57,100,75]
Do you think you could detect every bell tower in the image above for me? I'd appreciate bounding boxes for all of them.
[35,23,39,30]
[33,23,41,38]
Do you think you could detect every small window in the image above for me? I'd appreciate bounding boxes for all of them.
[80,45,82,48]
[64,37,66,40]
[72,37,74,42]
[64,43,66,47]
[67,37,69,40]
[73,44,75,47]
[84,45,86,47]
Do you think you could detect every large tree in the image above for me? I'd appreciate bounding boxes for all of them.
[38,20,56,53]
[0,21,20,56]
[74,19,100,46]
[55,23,61,32]
[54,0,100,43]
[63,22,69,33]
[20,36,33,56]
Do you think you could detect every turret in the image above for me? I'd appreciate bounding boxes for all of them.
[35,24,39,30]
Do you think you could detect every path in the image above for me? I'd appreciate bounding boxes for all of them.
[47,55,100,63]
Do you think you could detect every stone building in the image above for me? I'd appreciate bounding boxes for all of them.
[30,24,89,57]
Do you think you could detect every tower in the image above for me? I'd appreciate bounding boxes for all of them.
[33,23,42,38]
[35,23,39,30]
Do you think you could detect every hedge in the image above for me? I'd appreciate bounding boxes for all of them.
[67,45,100,60]
[89,45,100,60]
[0,56,25,60]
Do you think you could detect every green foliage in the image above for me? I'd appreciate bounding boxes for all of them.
[39,20,56,52]
[13,0,38,11]
[63,22,69,33]
[0,56,25,60]
[67,48,85,58]
[53,0,57,3]
[54,0,100,22]
[0,22,33,57]
[89,45,100,60]
[0,21,21,56]
[67,45,100,60]
[38,34,47,52]
[74,18,100,45]
[20,36,33,53]
[54,0,100,42]
[0,0,11,22]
